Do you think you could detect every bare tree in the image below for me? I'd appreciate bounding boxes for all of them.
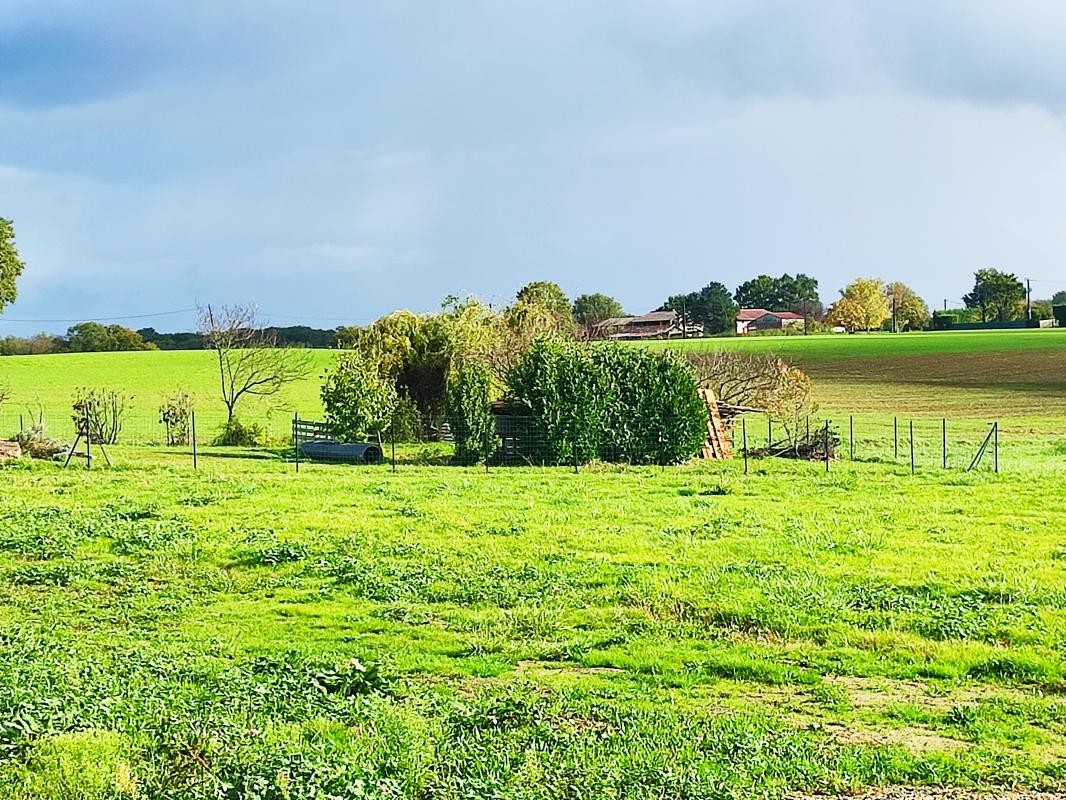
[198,304,313,426]
[685,350,817,445]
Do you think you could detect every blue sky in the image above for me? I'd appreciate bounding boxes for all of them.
[2,1,1066,334]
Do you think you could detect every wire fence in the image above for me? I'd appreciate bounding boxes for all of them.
[2,407,1011,475]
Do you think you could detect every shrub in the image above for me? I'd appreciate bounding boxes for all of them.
[213,417,264,447]
[158,391,191,445]
[321,350,398,443]
[70,388,127,445]
[506,339,605,464]
[446,362,497,464]
[388,392,423,442]
[594,346,708,464]
[506,340,707,465]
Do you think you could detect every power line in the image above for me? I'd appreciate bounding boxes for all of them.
[0,308,198,324]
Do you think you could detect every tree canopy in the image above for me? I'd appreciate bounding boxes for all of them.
[660,282,737,335]
[67,322,157,352]
[827,278,890,332]
[572,293,625,327]
[963,269,1026,323]
[884,282,930,331]
[505,281,574,339]
[0,218,26,313]
[734,273,820,314]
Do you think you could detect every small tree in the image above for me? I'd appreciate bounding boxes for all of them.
[71,388,127,445]
[321,350,398,444]
[198,304,313,438]
[760,364,817,453]
[446,362,497,465]
[159,391,192,446]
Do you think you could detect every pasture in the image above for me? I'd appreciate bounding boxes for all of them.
[0,329,1064,798]
[0,329,1064,442]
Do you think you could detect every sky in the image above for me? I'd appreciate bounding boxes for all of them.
[2,1,1066,335]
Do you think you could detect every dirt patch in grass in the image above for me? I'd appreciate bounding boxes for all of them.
[825,676,988,711]
[515,660,625,679]
[825,722,968,753]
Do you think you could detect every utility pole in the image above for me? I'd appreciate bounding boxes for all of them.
[1026,278,1032,321]
[892,296,898,333]
[681,297,688,339]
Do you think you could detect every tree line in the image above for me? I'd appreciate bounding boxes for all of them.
[0,322,345,356]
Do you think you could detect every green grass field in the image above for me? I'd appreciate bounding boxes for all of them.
[0,329,1063,443]
[0,330,1064,798]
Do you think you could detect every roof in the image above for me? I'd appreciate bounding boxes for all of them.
[597,310,678,328]
[736,308,772,321]
[737,308,805,321]
[630,310,678,324]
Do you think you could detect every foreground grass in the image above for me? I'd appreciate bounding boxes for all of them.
[1,451,1064,798]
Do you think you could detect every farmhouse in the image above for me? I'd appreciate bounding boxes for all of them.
[735,308,806,335]
[596,310,701,340]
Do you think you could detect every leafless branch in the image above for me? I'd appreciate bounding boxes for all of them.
[198,304,313,424]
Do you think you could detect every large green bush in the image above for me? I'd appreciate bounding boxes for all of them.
[445,362,497,465]
[506,340,707,465]
[506,339,606,464]
[594,346,708,464]
[321,351,398,443]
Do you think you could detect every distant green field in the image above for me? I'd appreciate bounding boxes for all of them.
[0,349,336,442]
[0,329,1063,443]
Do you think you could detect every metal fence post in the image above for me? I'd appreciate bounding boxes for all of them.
[941,418,946,469]
[994,421,999,474]
[19,414,23,433]
[908,420,916,475]
[85,405,91,470]
[849,415,854,460]
[893,417,898,461]
[390,420,396,472]
[767,417,773,449]
[742,417,748,475]
[824,419,830,473]
[192,410,198,470]
[294,413,300,473]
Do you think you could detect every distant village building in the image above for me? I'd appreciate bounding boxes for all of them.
[595,310,702,340]
[735,309,806,335]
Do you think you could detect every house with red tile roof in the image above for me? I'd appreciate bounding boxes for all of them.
[735,309,806,335]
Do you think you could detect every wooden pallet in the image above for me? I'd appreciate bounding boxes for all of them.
[699,388,732,460]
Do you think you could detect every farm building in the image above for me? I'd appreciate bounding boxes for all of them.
[595,310,701,340]
[735,308,806,335]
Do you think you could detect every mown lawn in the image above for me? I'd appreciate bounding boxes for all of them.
[1,449,1064,798]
